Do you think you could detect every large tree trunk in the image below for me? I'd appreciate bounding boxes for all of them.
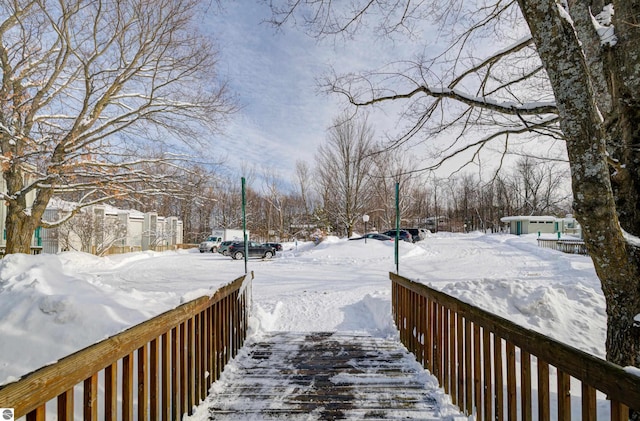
[601,0,640,368]
[5,205,36,254]
[605,0,640,236]
[4,167,32,254]
[517,0,640,372]
[4,168,53,255]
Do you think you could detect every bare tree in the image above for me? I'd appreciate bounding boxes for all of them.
[57,207,126,254]
[92,216,128,256]
[368,145,419,230]
[61,211,93,252]
[294,160,313,219]
[510,156,570,216]
[315,113,375,236]
[262,167,286,240]
[268,0,640,372]
[126,163,221,244]
[0,0,234,254]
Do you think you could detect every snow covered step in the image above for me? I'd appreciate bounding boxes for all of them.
[195,331,447,420]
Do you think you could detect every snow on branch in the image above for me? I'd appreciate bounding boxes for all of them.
[591,4,617,47]
[621,226,640,248]
[556,0,574,25]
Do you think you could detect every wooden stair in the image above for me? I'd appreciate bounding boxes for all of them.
[202,331,444,420]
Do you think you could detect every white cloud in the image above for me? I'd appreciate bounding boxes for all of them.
[202,3,428,185]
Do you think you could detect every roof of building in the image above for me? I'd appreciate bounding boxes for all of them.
[500,215,559,223]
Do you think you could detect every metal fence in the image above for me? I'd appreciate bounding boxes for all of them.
[537,238,588,255]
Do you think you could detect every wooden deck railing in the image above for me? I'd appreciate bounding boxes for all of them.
[391,272,640,420]
[0,272,253,420]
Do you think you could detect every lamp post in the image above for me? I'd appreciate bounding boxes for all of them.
[363,214,370,243]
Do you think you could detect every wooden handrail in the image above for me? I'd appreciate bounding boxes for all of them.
[390,272,639,420]
[0,272,253,419]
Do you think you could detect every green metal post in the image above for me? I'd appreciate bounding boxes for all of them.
[395,182,400,274]
[242,177,248,274]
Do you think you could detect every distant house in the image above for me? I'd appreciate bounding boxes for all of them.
[424,216,448,232]
[0,170,184,255]
[500,215,581,237]
[41,200,183,255]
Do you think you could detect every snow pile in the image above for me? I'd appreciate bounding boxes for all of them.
[0,249,237,385]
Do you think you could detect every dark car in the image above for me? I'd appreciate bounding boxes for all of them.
[263,242,283,251]
[349,233,394,241]
[382,230,413,243]
[401,228,427,243]
[227,241,276,260]
[217,240,235,256]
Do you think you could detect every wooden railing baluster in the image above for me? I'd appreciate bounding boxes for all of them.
[58,388,74,421]
[26,404,44,421]
[473,323,482,420]
[123,353,134,421]
[150,338,159,421]
[582,383,596,421]
[171,326,180,420]
[537,359,550,421]
[494,336,504,420]
[482,328,492,421]
[161,332,170,421]
[456,314,464,409]
[84,373,98,420]
[105,363,117,421]
[558,370,571,420]
[443,307,450,395]
[506,342,517,420]
[464,317,472,416]
[137,344,148,421]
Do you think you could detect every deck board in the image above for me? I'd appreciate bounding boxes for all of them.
[201,331,446,420]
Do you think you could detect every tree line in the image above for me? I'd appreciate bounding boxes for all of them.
[127,114,571,244]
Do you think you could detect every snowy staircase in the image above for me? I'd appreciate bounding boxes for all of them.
[201,331,443,420]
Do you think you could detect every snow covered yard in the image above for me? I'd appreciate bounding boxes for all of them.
[0,232,606,418]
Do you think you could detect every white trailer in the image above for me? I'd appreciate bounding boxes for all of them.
[198,229,247,253]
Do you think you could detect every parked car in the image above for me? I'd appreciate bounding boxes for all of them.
[227,241,276,260]
[349,233,394,242]
[217,240,235,256]
[263,242,283,251]
[401,228,428,243]
[382,230,413,243]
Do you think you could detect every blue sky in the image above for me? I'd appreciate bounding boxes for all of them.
[200,3,566,191]
[202,2,416,187]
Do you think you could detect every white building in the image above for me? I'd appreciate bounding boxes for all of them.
[500,215,581,237]
[0,169,183,255]
[41,201,183,255]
